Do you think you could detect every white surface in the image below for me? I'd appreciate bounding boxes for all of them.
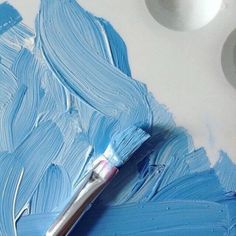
[145,0,222,31]
[2,0,236,163]
[221,29,236,89]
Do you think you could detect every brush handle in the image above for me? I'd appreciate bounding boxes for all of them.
[46,160,118,236]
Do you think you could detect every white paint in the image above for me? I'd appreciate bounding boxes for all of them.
[1,0,236,163]
[145,0,222,31]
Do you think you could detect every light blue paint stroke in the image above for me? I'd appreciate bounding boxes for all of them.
[0,155,23,236]
[225,198,236,235]
[105,126,150,167]
[38,0,152,131]
[30,164,72,214]
[186,148,211,173]
[56,132,94,186]
[0,1,235,236]
[0,63,18,111]
[73,200,230,236]
[94,137,225,206]
[38,0,150,157]
[0,2,22,35]
[152,170,226,202]
[11,121,63,216]
[97,17,132,76]
[36,80,67,125]
[38,68,67,115]
[76,101,118,155]
[0,63,18,152]
[0,22,33,68]
[17,212,57,236]
[147,93,176,135]
[37,1,236,235]
[215,151,236,192]
[11,48,44,149]
[0,84,27,152]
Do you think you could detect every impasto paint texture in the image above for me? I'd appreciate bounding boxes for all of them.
[0,1,235,235]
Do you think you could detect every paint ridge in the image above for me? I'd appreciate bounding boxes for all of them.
[0,2,22,35]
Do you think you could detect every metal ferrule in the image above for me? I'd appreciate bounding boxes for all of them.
[46,160,118,236]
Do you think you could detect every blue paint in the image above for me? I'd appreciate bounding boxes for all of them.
[30,164,72,214]
[0,22,33,67]
[38,0,152,136]
[97,17,132,77]
[0,2,22,35]
[105,126,150,167]
[215,151,236,192]
[75,200,232,236]
[0,155,23,236]
[0,1,236,236]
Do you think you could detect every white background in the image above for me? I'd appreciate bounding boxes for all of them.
[1,0,236,163]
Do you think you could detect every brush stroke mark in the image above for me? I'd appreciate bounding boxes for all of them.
[38,0,152,134]
[0,22,33,68]
[0,1,235,236]
[30,164,72,214]
[10,49,43,148]
[0,84,27,152]
[97,18,132,77]
[215,151,236,192]
[37,0,153,158]
[75,200,231,236]
[13,121,63,216]
[0,63,18,151]
[0,155,23,236]
[0,2,22,35]
[17,212,57,236]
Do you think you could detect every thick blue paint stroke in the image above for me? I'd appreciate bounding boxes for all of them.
[215,151,236,192]
[0,155,23,236]
[0,2,22,35]
[38,0,152,131]
[11,49,44,149]
[13,121,63,216]
[30,164,72,214]
[0,84,27,152]
[0,1,235,236]
[97,17,132,77]
[74,200,230,235]
[0,22,33,67]
[17,212,57,236]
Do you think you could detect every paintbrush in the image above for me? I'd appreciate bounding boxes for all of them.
[46,126,150,236]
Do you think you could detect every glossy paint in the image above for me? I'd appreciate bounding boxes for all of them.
[0,1,235,236]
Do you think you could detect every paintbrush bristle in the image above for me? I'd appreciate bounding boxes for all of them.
[103,126,150,168]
